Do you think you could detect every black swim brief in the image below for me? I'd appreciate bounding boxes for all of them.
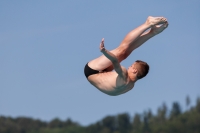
[84,63,99,78]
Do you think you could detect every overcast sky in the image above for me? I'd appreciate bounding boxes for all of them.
[1,0,200,126]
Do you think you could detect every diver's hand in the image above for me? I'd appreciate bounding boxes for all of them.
[99,38,105,52]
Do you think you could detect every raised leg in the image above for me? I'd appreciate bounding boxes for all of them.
[121,21,168,58]
[104,22,168,71]
[88,16,167,71]
[119,16,167,58]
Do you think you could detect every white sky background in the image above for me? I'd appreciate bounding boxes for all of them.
[0,1,200,126]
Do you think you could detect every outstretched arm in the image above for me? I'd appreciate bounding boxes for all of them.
[100,38,126,78]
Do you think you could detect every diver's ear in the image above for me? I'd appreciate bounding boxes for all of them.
[133,68,138,74]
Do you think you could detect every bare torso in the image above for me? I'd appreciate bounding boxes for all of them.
[87,67,135,96]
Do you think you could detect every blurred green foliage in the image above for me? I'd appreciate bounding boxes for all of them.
[1,96,200,133]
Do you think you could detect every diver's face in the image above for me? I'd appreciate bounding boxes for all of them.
[128,62,137,71]
[128,62,138,77]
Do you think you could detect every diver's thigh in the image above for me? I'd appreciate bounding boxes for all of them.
[88,55,112,71]
[88,48,126,71]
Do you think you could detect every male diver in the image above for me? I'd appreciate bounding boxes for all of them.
[84,16,168,96]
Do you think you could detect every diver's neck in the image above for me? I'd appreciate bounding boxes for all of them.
[128,75,137,83]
